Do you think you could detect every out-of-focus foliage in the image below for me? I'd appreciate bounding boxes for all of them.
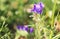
[0,21,15,39]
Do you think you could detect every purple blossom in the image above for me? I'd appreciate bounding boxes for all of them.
[17,25,24,30]
[17,25,34,33]
[24,25,29,31]
[17,25,28,31]
[31,2,44,14]
[29,28,34,33]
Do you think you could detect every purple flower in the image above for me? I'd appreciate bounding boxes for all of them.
[17,25,28,31]
[17,25,34,33]
[17,25,24,30]
[31,2,44,14]
[29,28,34,33]
[24,25,29,31]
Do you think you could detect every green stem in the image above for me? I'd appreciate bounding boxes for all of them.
[49,30,53,39]
[49,0,57,39]
[33,13,41,39]
[51,0,57,28]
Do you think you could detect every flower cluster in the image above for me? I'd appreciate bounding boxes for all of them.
[17,25,34,33]
[31,2,44,14]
